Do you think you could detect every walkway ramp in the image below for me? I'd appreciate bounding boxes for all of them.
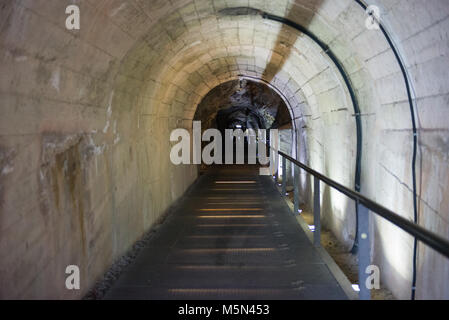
[105,165,348,300]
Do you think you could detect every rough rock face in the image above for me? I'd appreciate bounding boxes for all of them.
[194,79,290,131]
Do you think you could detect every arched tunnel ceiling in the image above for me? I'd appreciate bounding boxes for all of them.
[114,0,362,190]
[1,0,449,300]
[1,0,384,136]
[121,0,357,122]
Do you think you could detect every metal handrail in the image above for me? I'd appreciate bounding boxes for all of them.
[275,149,449,260]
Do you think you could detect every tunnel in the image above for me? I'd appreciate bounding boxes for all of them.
[0,0,449,300]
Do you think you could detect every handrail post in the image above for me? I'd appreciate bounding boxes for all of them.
[275,153,280,183]
[357,202,371,300]
[282,156,287,196]
[313,176,321,247]
[294,164,300,215]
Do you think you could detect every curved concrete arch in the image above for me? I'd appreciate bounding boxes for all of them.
[1,0,448,300]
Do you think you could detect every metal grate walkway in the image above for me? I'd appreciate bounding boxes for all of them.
[104,165,348,300]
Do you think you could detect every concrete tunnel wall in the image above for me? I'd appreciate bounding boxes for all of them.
[0,0,448,299]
